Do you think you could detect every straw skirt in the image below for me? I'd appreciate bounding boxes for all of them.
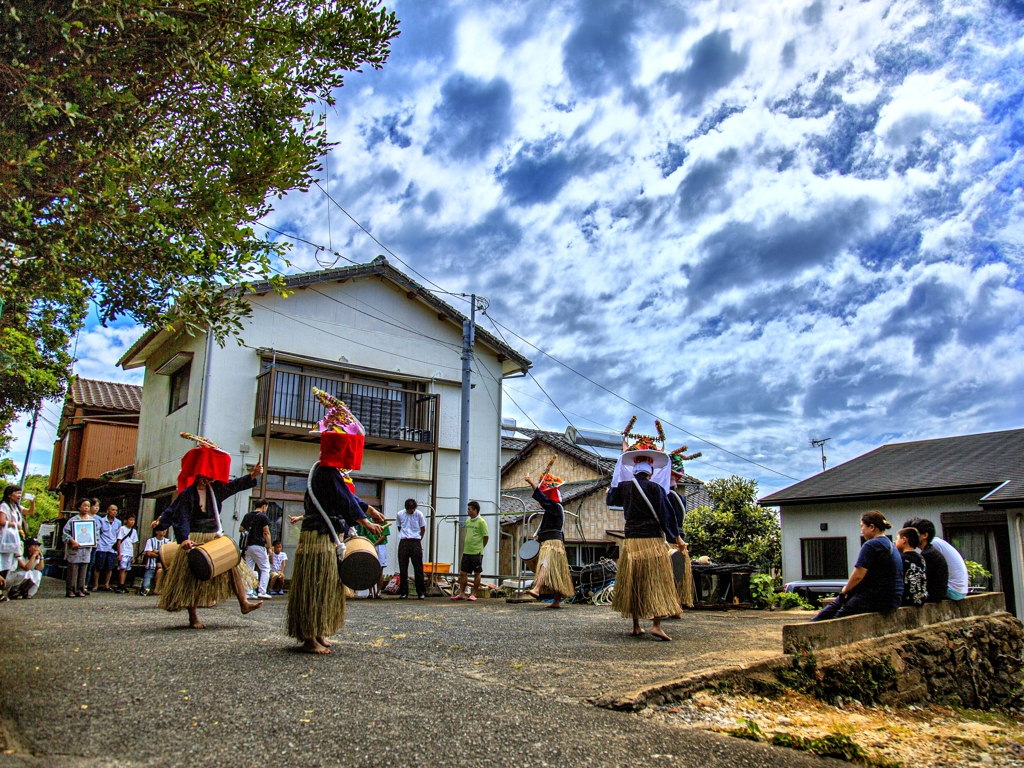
[287,530,346,641]
[612,537,681,620]
[537,540,574,598]
[159,532,257,612]
[675,544,695,609]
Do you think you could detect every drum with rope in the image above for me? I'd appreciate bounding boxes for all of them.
[187,536,241,582]
[339,536,382,590]
[519,539,540,573]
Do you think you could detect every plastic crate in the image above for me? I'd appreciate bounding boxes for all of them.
[423,562,451,575]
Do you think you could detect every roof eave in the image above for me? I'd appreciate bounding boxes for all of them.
[762,482,1004,508]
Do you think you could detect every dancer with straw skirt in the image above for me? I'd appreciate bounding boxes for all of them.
[668,447,701,610]
[606,420,686,641]
[523,458,574,608]
[287,389,382,655]
[154,434,263,629]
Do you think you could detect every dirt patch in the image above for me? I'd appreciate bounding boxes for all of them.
[649,690,1024,766]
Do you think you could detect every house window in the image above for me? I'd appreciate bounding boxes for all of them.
[168,362,191,414]
[353,479,381,507]
[801,537,848,579]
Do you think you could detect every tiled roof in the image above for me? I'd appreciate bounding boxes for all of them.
[760,428,1024,507]
[119,256,531,372]
[70,378,142,413]
[502,429,617,476]
[501,436,530,451]
[500,478,610,517]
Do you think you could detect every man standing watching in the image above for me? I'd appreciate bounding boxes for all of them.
[114,513,138,593]
[241,499,274,600]
[452,501,488,602]
[92,504,121,592]
[396,498,427,600]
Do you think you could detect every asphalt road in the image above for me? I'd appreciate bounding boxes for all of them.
[0,580,836,768]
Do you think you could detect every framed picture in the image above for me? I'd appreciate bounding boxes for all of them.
[72,520,96,547]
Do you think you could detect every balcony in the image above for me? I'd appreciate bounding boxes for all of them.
[253,366,438,454]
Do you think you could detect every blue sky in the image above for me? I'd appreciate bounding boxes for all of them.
[9,0,1024,496]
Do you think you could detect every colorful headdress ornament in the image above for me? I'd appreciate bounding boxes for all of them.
[177,433,230,493]
[311,388,365,469]
[538,455,563,502]
[623,416,666,452]
[311,388,365,435]
[670,445,703,475]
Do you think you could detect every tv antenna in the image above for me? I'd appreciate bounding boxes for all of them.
[810,437,831,472]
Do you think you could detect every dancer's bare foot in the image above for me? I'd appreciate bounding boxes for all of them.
[650,628,672,641]
[549,601,562,609]
[630,627,645,636]
[316,636,332,648]
[188,608,205,629]
[240,600,263,615]
[301,639,330,655]
[526,589,541,599]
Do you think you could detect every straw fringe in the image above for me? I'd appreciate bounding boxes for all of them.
[537,540,574,598]
[287,530,346,641]
[158,533,256,612]
[612,537,681,620]
[676,543,695,609]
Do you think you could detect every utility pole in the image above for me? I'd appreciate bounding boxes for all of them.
[458,295,476,556]
[810,437,831,472]
[19,403,40,487]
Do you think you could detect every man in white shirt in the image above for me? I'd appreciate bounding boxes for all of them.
[930,536,970,600]
[92,504,121,592]
[396,499,427,600]
[115,513,139,594]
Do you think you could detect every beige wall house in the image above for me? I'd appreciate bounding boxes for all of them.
[118,257,530,578]
[498,426,708,574]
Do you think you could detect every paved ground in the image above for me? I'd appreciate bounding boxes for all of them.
[0,580,835,768]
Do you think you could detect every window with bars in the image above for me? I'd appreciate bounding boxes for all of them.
[801,537,848,579]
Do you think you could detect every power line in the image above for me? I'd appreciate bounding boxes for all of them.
[483,312,798,481]
[311,181,471,303]
[257,215,796,480]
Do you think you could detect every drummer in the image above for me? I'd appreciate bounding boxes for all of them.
[606,423,685,641]
[523,466,574,609]
[667,450,698,610]
[287,389,383,654]
[153,434,264,629]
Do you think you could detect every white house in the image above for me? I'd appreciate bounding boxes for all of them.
[118,256,531,580]
[761,429,1024,617]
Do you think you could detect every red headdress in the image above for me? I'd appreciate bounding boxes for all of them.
[538,455,563,503]
[311,388,365,470]
[177,433,231,493]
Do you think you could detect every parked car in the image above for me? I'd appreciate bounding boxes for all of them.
[782,580,845,605]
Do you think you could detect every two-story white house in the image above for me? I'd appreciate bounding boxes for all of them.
[118,256,531,580]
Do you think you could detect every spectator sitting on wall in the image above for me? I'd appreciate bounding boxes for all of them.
[114,513,138,594]
[812,511,903,622]
[931,533,970,601]
[5,538,44,599]
[896,527,927,607]
[903,517,950,603]
[268,542,288,595]
[91,503,121,592]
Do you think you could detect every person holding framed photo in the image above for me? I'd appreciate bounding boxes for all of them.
[62,499,99,598]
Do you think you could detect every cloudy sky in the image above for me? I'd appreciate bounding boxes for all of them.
[9,0,1024,496]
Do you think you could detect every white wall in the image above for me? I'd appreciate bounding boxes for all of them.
[779,492,985,584]
[131,274,510,576]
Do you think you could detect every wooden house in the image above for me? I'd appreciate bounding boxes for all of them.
[48,378,144,517]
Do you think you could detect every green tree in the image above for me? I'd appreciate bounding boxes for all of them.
[683,475,781,572]
[20,476,59,538]
[0,0,400,446]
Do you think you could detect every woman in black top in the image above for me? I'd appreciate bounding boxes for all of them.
[606,453,686,641]
[523,473,574,608]
[287,462,381,654]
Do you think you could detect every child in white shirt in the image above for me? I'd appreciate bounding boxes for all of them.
[268,542,288,595]
[114,514,139,594]
[6,538,44,599]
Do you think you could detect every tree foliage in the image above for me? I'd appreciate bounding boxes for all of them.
[683,475,781,572]
[0,0,399,443]
[0,463,58,538]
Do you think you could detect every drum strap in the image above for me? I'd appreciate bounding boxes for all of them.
[631,478,661,525]
[306,463,347,561]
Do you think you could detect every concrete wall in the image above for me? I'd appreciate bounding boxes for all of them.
[131,274,509,576]
[778,492,984,585]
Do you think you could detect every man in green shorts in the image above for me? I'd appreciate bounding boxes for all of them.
[452,501,488,601]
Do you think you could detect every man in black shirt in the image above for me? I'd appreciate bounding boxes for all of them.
[241,499,273,599]
[904,517,948,603]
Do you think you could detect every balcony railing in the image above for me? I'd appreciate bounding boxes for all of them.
[254,366,437,453]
